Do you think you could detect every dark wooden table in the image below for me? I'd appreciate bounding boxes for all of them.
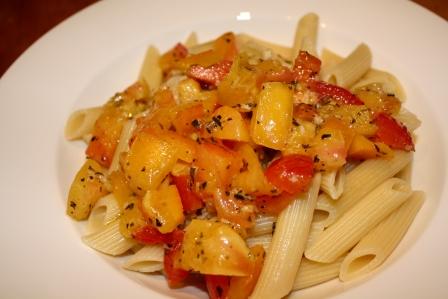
[1,0,447,77]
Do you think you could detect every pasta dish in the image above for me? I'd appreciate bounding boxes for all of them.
[64,13,423,299]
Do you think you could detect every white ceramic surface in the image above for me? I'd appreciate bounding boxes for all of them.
[0,0,447,298]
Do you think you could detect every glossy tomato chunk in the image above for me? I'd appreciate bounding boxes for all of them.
[265,154,314,195]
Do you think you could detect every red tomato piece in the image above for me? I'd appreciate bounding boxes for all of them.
[265,155,314,195]
[132,225,168,244]
[164,229,189,287]
[173,43,189,59]
[293,51,321,82]
[205,275,230,299]
[227,245,265,299]
[187,60,233,86]
[255,193,295,215]
[262,67,297,83]
[172,175,204,213]
[373,113,414,151]
[294,103,317,121]
[309,80,364,105]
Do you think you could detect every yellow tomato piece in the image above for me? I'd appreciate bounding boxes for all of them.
[218,56,259,107]
[142,185,185,234]
[348,134,377,160]
[210,106,250,142]
[282,119,316,156]
[178,219,252,276]
[109,171,147,238]
[313,127,347,171]
[232,144,273,195]
[348,135,395,160]
[250,82,293,150]
[66,159,108,220]
[122,131,178,194]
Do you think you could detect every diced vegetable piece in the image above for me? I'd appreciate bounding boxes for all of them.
[158,131,197,163]
[172,175,204,213]
[85,107,125,167]
[213,190,256,229]
[217,56,259,107]
[178,219,252,276]
[293,51,322,82]
[187,60,233,86]
[86,82,149,167]
[153,88,176,108]
[164,229,189,287]
[161,32,237,73]
[109,171,147,237]
[209,106,250,142]
[205,275,230,299]
[132,225,168,245]
[265,154,314,195]
[159,43,189,74]
[177,78,219,105]
[232,144,273,195]
[354,85,401,115]
[293,103,317,121]
[312,122,348,171]
[282,119,316,156]
[122,131,178,194]
[228,245,265,299]
[255,193,295,215]
[194,143,243,193]
[309,80,364,105]
[142,184,185,234]
[66,159,108,220]
[347,134,377,160]
[250,82,293,150]
[373,113,414,151]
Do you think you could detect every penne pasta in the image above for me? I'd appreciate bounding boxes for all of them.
[247,215,277,237]
[321,44,372,88]
[184,32,198,48]
[138,46,162,93]
[108,118,137,174]
[320,168,346,200]
[82,218,137,256]
[250,174,321,299]
[236,33,292,59]
[291,12,319,59]
[85,193,120,235]
[246,234,273,253]
[293,256,345,290]
[351,69,406,101]
[123,244,164,273]
[64,106,103,140]
[321,151,412,227]
[395,107,421,132]
[339,191,424,281]
[305,178,412,263]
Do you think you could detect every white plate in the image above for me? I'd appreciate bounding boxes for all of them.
[1,0,447,298]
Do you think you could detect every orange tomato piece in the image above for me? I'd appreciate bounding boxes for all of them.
[228,245,265,299]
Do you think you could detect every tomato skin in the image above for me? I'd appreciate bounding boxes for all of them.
[205,275,230,299]
[172,175,204,213]
[255,193,295,215]
[132,225,168,244]
[373,113,414,151]
[164,229,189,287]
[227,245,265,299]
[187,60,233,86]
[309,81,364,105]
[293,51,322,82]
[265,155,314,195]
